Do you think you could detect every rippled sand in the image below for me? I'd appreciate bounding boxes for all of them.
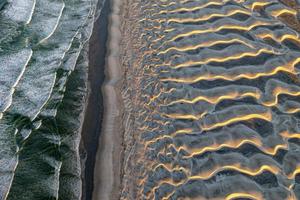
[97,0,300,199]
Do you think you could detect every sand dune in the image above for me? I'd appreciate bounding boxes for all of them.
[99,0,300,199]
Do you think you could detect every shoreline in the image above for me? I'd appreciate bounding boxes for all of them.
[83,0,300,199]
[92,0,124,199]
[80,0,111,199]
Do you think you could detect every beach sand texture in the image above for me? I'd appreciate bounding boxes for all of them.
[94,0,300,199]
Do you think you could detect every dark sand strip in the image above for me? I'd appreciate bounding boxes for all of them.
[80,0,110,199]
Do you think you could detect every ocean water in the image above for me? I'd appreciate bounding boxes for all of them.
[0,0,99,199]
[119,0,300,199]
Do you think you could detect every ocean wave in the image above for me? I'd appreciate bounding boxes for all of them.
[0,0,99,199]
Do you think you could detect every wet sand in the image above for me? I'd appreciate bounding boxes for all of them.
[80,0,110,199]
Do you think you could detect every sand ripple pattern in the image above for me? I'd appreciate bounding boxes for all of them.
[0,0,98,199]
[128,0,300,199]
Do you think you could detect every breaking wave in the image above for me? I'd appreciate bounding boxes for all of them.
[0,0,100,199]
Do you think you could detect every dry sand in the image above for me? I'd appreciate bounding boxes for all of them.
[91,0,300,199]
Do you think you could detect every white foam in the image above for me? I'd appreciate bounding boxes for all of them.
[37,1,65,43]
[3,0,36,23]
[0,49,33,114]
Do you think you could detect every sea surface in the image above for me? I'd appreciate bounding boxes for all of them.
[119,0,300,199]
[0,0,100,199]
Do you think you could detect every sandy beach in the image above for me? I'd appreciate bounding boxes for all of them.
[91,0,124,199]
[88,0,300,199]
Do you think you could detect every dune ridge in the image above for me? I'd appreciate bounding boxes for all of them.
[109,0,300,199]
